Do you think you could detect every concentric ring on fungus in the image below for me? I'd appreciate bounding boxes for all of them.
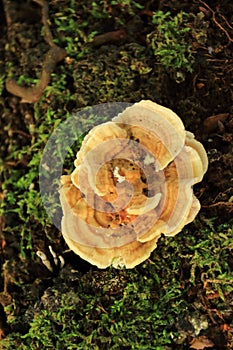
[59,100,208,268]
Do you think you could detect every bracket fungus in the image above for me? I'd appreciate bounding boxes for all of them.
[60,100,208,268]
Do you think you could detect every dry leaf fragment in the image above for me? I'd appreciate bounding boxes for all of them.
[190,335,214,349]
[203,113,229,134]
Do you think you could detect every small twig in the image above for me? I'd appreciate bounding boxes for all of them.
[6,46,66,103]
[97,304,109,314]
[11,129,32,139]
[199,293,217,324]
[219,14,233,31]
[2,0,12,32]
[199,0,233,44]
[206,59,230,62]
[33,0,54,47]
[90,29,126,47]
[5,0,66,103]
[212,17,233,43]
[202,201,233,209]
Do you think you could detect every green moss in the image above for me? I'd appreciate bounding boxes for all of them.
[147,11,208,82]
[71,43,158,106]
[2,221,232,349]
[0,73,6,95]
[189,223,233,298]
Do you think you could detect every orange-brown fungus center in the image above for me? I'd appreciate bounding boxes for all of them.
[95,158,149,228]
